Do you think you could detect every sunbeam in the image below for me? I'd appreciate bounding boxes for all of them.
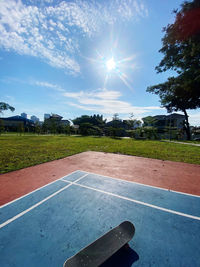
[117,55,136,64]
[85,47,135,91]
[103,73,109,88]
[118,72,134,91]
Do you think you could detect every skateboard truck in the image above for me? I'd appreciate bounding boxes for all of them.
[63,221,135,267]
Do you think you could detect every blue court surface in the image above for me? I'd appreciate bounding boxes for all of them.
[0,170,200,267]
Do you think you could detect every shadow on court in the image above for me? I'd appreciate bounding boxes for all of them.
[100,246,139,267]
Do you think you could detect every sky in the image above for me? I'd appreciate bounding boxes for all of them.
[0,0,200,125]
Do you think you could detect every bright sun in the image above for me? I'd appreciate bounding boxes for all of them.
[106,58,116,71]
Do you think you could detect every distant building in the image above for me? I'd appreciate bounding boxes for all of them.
[72,124,79,134]
[31,115,39,123]
[60,120,70,126]
[45,114,70,127]
[142,113,185,129]
[168,113,185,128]
[142,113,186,139]
[0,115,35,132]
[49,114,63,121]
[72,125,79,129]
[21,113,27,119]
[44,114,50,120]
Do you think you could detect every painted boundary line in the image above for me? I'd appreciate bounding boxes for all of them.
[0,173,89,229]
[83,171,200,198]
[1,170,200,230]
[0,170,81,209]
[62,180,200,221]
[1,169,199,210]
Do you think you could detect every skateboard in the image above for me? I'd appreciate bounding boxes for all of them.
[63,221,135,267]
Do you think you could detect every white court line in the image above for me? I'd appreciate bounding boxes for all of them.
[2,169,198,211]
[0,173,89,229]
[67,181,200,221]
[1,170,200,230]
[0,170,82,209]
[83,171,200,198]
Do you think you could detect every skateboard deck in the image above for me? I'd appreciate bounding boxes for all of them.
[63,221,135,267]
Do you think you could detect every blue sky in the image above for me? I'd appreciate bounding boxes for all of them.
[0,0,199,125]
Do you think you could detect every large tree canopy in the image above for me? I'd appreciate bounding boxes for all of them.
[73,114,106,127]
[0,102,15,114]
[147,0,200,140]
[156,0,200,74]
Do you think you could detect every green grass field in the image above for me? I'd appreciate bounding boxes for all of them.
[0,135,200,174]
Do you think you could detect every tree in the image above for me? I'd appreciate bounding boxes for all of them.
[42,120,48,134]
[65,125,71,135]
[35,122,41,135]
[112,113,119,121]
[0,102,15,114]
[124,113,140,129]
[79,122,94,136]
[107,126,124,138]
[134,120,142,128]
[50,119,57,134]
[0,120,5,135]
[143,127,158,140]
[142,116,157,127]
[18,122,24,135]
[147,0,200,140]
[73,114,106,128]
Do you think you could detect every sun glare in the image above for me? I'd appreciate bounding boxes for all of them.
[85,49,134,90]
[106,58,116,71]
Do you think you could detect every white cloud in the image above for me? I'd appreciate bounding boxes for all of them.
[33,81,65,92]
[114,0,149,20]
[64,88,163,116]
[188,112,200,126]
[0,0,80,74]
[0,0,148,74]
[64,89,121,100]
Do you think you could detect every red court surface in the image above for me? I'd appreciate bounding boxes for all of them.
[0,151,200,205]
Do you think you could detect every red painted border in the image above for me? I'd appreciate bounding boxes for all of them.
[1,152,200,205]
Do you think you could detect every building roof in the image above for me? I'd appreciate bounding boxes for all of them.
[167,113,185,118]
[150,113,185,120]
[50,114,63,119]
[1,115,34,123]
[153,115,166,120]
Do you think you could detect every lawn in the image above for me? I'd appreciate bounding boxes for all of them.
[0,135,200,174]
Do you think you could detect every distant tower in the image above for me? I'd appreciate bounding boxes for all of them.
[21,112,27,119]
[31,115,39,123]
[44,114,50,120]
